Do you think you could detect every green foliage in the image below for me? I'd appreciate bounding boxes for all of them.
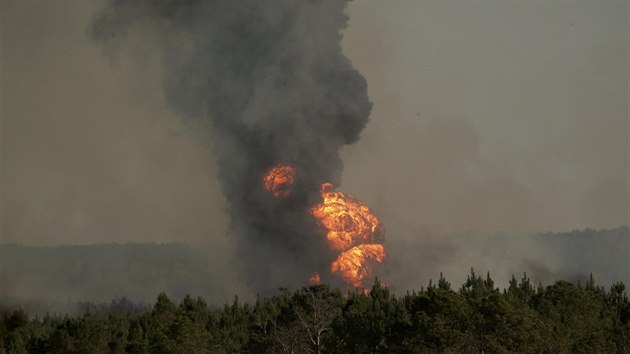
[334,279,411,352]
[1,273,629,353]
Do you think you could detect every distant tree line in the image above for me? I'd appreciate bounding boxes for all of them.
[1,270,629,353]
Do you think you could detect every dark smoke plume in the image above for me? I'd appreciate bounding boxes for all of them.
[92,0,372,293]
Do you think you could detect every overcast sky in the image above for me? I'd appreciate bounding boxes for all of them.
[1,0,628,246]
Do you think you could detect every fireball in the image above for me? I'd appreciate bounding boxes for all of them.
[263,164,296,197]
[262,163,387,288]
[311,182,386,288]
[331,244,386,288]
[310,183,384,252]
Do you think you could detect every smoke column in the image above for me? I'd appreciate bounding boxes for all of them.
[92,0,372,293]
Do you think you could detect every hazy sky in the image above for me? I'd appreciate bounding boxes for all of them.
[341,1,628,238]
[1,0,628,246]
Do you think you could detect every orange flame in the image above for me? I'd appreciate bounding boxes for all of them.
[310,183,384,252]
[311,183,386,288]
[309,273,321,284]
[263,164,296,197]
[331,244,386,288]
[262,163,386,288]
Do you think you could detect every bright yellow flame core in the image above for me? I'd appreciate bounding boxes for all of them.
[331,244,387,288]
[311,182,386,287]
[263,164,295,198]
[262,163,386,288]
[310,183,384,252]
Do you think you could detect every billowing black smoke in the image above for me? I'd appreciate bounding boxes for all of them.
[92,0,372,293]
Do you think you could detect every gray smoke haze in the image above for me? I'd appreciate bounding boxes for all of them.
[91,0,373,292]
[385,227,629,293]
[1,1,628,309]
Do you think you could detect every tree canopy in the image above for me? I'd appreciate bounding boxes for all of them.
[2,271,629,353]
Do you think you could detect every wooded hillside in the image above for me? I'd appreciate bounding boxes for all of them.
[2,272,629,353]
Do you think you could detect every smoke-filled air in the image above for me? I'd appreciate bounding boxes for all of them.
[1,0,628,319]
[91,0,384,292]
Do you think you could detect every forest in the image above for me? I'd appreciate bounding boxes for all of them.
[2,271,629,353]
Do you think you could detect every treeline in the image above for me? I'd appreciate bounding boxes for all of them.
[1,271,629,353]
